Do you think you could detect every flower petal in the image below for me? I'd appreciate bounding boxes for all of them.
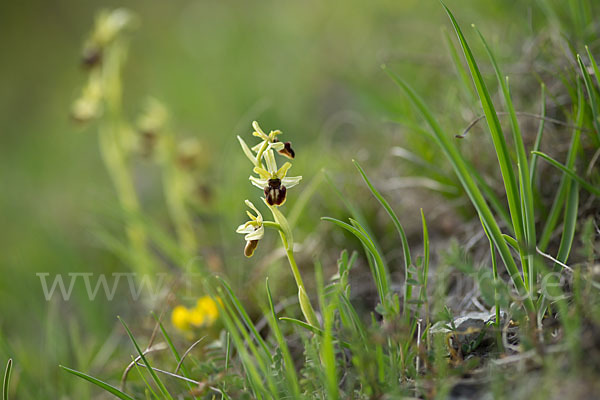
[264,150,278,174]
[251,141,266,153]
[268,129,282,139]
[237,136,256,165]
[244,199,260,215]
[244,200,263,223]
[253,166,271,180]
[250,175,268,189]
[245,225,264,241]
[252,121,269,141]
[276,162,292,180]
[236,223,255,234]
[282,175,302,188]
[270,141,285,151]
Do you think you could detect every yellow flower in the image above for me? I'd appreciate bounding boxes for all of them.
[171,296,221,333]
[171,305,190,331]
[195,296,219,325]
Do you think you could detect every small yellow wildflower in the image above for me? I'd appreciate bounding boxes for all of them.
[171,305,190,331]
[171,296,221,333]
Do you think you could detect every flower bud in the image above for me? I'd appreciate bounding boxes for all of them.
[81,45,102,69]
[298,286,320,328]
[277,141,295,159]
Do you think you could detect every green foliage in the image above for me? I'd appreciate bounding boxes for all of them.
[3,0,600,399]
[59,365,135,400]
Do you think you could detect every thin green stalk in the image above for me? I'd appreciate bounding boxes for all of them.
[3,359,12,400]
[287,248,320,328]
[578,53,600,142]
[118,317,173,400]
[322,217,390,307]
[151,312,198,399]
[210,285,268,399]
[420,209,430,326]
[555,180,579,269]
[532,152,598,196]
[162,138,197,256]
[268,203,320,328]
[353,160,411,316]
[442,26,475,102]
[530,83,547,184]
[98,40,151,274]
[216,277,271,359]
[265,279,301,398]
[481,217,504,350]
[585,46,600,90]
[537,85,583,251]
[60,365,135,400]
[131,358,161,400]
[315,261,340,400]
[284,245,305,290]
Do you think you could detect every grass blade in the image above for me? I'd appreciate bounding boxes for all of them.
[538,86,585,250]
[60,365,136,400]
[324,171,390,275]
[118,317,174,400]
[339,293,368,343]
[420,209,430,322]
[530,83,547,185]
[265,279,301,398]
[210,285,268,399]
[555,180,579,269]
[353,160,412,315]
[151,312,198,399]
[211,278,279,398]
[280,317,325,336]
[531,151,599,196]
[314,261,339,400]
[442,26,475,102]
[577,53,600,141]
[321,217,390,306]
[215,277,271,360]
[131,358,161,400]
[585,46,600,91]
[3,359,12,400]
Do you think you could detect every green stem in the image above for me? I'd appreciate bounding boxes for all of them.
[98,40,151,274]
[271,208,320,328]
[255,141,269,170]
[162,137,196,256]
[285,245,305,290]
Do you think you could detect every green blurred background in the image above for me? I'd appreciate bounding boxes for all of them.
[0,0,576,397]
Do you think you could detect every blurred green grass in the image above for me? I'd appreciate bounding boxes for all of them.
[0,0,571,397]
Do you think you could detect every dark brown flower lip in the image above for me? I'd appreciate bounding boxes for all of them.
[268,178,281,187]
[264,181,287,206]
[244,239,259,257]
